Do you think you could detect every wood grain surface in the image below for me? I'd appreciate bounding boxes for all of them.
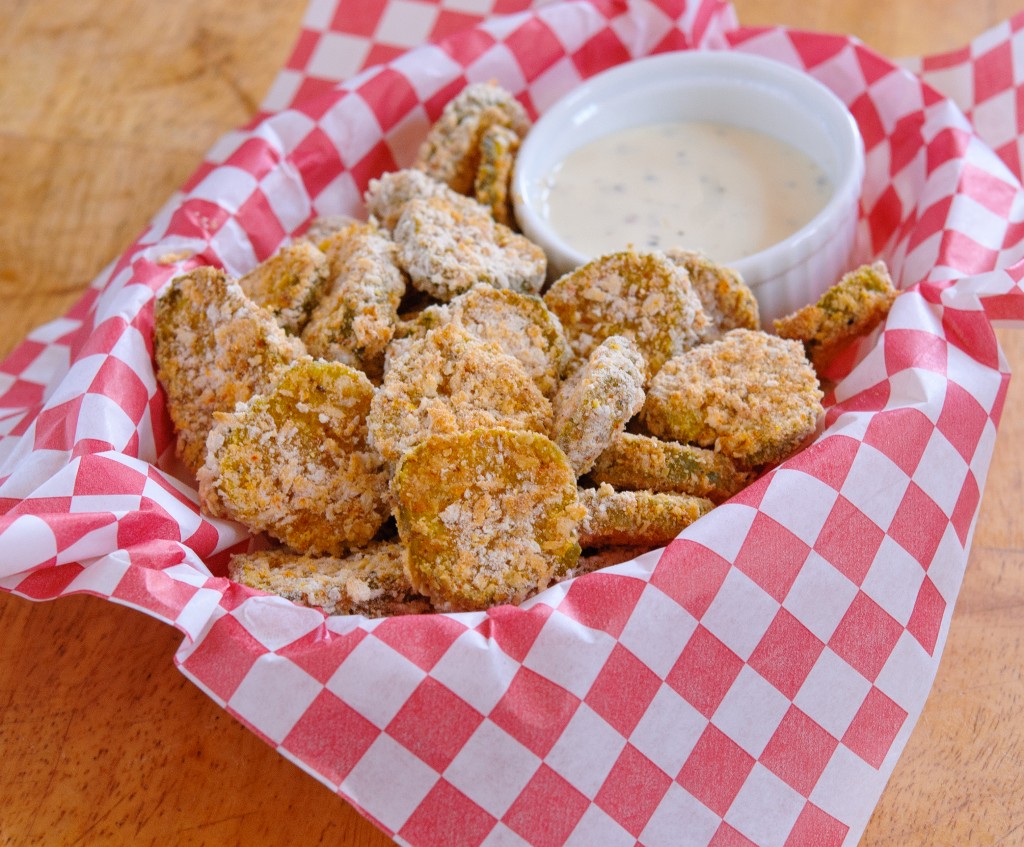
[1,1,1023,844]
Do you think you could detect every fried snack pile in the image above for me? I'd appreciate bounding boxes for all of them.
[153,81,897,618]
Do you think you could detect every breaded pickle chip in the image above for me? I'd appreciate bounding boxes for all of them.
[774,261,898,371]
[392,427,584,611]
[301,221,406,378]
[578,483,714,548]
[473,123,520,226]
[301,214,360,245]
[364,168,456,233]
[415,81,531,196]
[199,359,390,556]
[238,241,329,335]
[665,248,760,340]
[450,284,571,397]
[228,542,430,618]
[589,432,750,503]
[154,266,306,473]
[394,194,545,301]
[368,323,552,466]
[543,249,709,377]
[550,335,646,476]
[382,286,571,395]
[643,329,824,467]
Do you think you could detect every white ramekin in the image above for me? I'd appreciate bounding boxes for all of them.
[512,50,865,324]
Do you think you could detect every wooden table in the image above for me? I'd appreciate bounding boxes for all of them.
[2,1,1022,844]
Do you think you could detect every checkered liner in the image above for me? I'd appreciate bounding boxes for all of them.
[3,1,1024,845]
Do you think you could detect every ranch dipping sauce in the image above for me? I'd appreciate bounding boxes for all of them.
[540,120,833,262]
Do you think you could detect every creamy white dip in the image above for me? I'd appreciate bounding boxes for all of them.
[540,120,833,262]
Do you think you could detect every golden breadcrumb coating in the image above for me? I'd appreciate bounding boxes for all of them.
[578,483,714,548]
[364,168,457,233]
[397,284,571,396]
[550,335,646,476]
[543,249,709,378]
[238,241,329,335]
[589,431,750,503]
[473,122,520,225]
[301,214,361,246]
[154,266,306,474]
[368,323,552,466]
[774,261,898,371]
[665,248,760,340]
[199,358,390,556]
[228,542,430,617]
[393,193,545,301]
[392,427,583,612]
[415,81,531,196]
[301,221,406,379]
[643,328,823,467]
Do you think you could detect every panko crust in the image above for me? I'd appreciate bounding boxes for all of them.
[364,168,458,234]
[578,483,714,548]
[774,261,898,371]
[473,122,521,225]
[392,427,583,612]
[399,284,571,396]
[393,193,545,301]
[368,323,552,466]
[238,241,329,335]
[665,248,760,340]
[414,81,531,196]
[543,249,709,377]
[154,265,306,474]
[643,328,824,467]
[228,542,430,618]
[198,358,390,556]
[301,221,406,379]
[549,335,646,476]
[589,431,750,503]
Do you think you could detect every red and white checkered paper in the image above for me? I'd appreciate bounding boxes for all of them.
[3,1,1024,844]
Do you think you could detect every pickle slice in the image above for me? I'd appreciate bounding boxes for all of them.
[578,483,714,548]
[643,328,823,468]
[154,265,306,473]
[392,427,583,612]
[543,249,709,377]
[774,261,898,371]
[228,542,430,618]
[199,358,389,556]
[550,335,646,476]
[589,431,750,503]
[368,323,551,466]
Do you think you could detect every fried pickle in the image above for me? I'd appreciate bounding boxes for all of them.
[773,261,898,371]
[393,193,545,301]
[199,358,390,556]
[301,221,406,379]
[367,323,552,466]
[238,241,329,336]
[364,168,456,233]
[415,81,531,196]
[643,328,823,467]
[589,431,750,503]
[446,284,572,397]
[665,248,760,340]
[154,266,306,474]
[550,335,646,476]
[392,427,583,611]
[542,249,709,377]
[473,123,520,225]
[578,483,714,548]
[228,542,430,617]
